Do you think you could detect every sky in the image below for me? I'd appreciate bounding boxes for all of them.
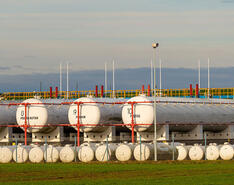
[0,0,234,76]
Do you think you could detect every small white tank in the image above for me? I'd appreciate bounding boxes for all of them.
[78,143,97,162]
[44,145,60,163]
[95,144,117,162]
[206,143,220,160]
[0,146,13,163]
[133,143,153,161]
[115,143,135,162]
[219,143,234,160]
[29,146,44,163]
[189,145,204,160]
[176,145,190,161]
[13,145,30,163]
[60,145,78,163]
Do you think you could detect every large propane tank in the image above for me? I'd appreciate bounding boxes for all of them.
[219,143,234,160]
[29,146,44,163]
[16,98,72,133]
[44,145,60,163]
[133,143,153,161]
[68,97,124,132]
[13,145,31,163]
[0,100,20,130]
[78,143,98,162]
[176,144,191,161]
[206,143,220,160]
[60,145,79,163]
[122,95,234,132]
[115,143,135,162]
[0,146,14,163]
[95,143,117,162]
[189,144,205,160]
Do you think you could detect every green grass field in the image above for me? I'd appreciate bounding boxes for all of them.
[0,161,233,185]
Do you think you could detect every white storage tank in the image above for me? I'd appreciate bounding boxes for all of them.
[68,97,124,132]
[176,145,191,161]
[115,143,135,162]
[189,144,204,160]
[29,146,44,163]
[0,146,13,163]
[133,143,153,161]
[44,145,60,163]
[13,145,30,163]
[60,145,78,163]
[206,143,220,160]
[219,143,234,160]
[16,98,72,133]
[95,143,117,162]
[122,95,234,132]
[78,143,98,162]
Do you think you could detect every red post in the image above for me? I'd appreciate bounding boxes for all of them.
[142,85,145,94]
[77,102,80,146]
[131,103,134,143]
[55,87,58,98]
[50,86,53,98]
[147,84,151,96]
[95,85,98,97]
[101,85,104,97]
[24,103,28,145]
[190,84,193,97]
[196,84,199,97]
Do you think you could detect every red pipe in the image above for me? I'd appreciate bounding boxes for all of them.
[190,84,193,97]
[50,87,53,98]
[101,85,104,97]
[95,85,98,97]
[147,84,151,96]
[196,84,199,97]
[142,85,145,94]
[55,87,58,98]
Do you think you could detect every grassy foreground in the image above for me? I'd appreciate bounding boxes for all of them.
[0,161,233,185]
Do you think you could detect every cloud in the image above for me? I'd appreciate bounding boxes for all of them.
[0,66,11,71]
[221,0,234,3]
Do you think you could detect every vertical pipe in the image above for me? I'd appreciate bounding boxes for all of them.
[77,103,80,146]
[151,60,153,96]
[159,59,162,97]
[60,63,62,97]
[55,87,58,98]
[153,48,157,161]
[67,62,69,99]
[50,87,52,98]
[15,138,18,163]
[190,84,193,97]
[95,85,98,97]
[113,60,115,98]
[24,103,27,146]
[204,132,207,160]
[105,62,107,97]
[101,85,104,97]
[196,84,199,98]
[208,58,210,98]
[131,103,134,144]
[142,85,145,94]
[147,84,150,96]
[172,133,175,160]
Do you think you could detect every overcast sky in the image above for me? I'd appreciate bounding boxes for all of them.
[0,0,234,75]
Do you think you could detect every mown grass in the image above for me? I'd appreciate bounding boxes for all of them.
[0,160,233,185]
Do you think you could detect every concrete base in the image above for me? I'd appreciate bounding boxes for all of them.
[136,125,169,141]
[12,133,25,143]
[32,127,64,143]
[120,132,131,141]
[172,125,203,140]
[0,127,12,143]
[205,125,234,140]
[84,127,116,142]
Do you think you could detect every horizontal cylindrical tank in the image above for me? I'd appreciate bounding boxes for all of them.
[122,95,234,132]
[206,143,220,160]
[60,145,78,163]
[44,145,60,163]
[0,146,13,163]
[78,143,98,162]
[16,98,72,133]
[13,145,30,163]
[219,143,234,160]
[133,143,153,161]
[189,145,205,160]
[29,146,44,163]
[68,97,124,132]
[115,143,135,162]
[95,144,117,162]
[176,145,191,161]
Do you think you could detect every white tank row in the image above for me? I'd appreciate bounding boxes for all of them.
[0,142,233,163]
